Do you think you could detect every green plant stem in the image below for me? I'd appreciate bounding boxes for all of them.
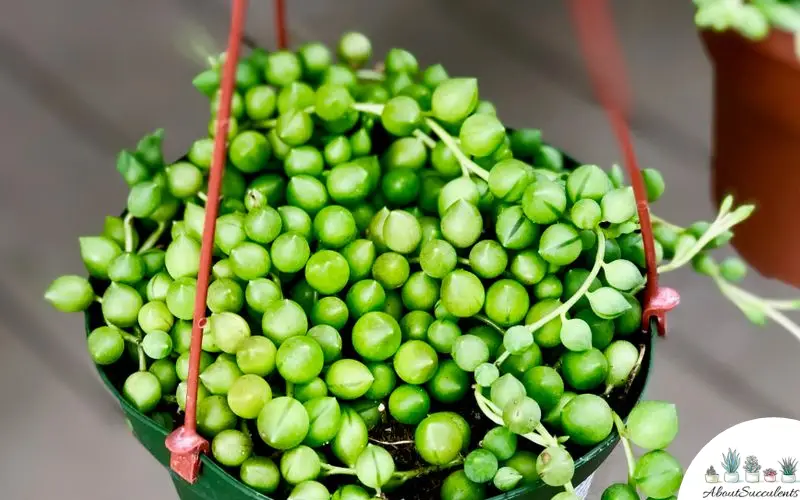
[762,299,800,311]
[352,102,384,115]
[494,230,606,367]
[613,412,637,488]
[137,343,147,372]
[123,213,136,253]
[138,222,167,253]
[350,102,490,181]
[390,459,464,484]
[286,382,294,398]
[473,314,506,337]
[197,192,208,203]
[716,277,800,342]
[424,118,490,181]
[413,129,437,148]
[658,205,753,273]
[356,69,386,81]
[564,483,575,493]
[94,296,103,304]
[121,331,141,344]
[649,214,684,233]
[320,463,358,477]
[473,388,549,447]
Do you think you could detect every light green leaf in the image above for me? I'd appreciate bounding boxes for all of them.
[587,287,633,320]
[604,259,645,291]
[559,318,593,352]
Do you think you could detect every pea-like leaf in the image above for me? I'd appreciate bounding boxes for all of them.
[604,260,645,291]
[116,150,150,186]
[587,287,632,319]
[136,129,166,169]
[559,318,593,352]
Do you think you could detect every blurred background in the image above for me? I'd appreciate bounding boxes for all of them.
[2,0,799,498]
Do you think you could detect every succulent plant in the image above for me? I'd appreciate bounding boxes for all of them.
[765,468,778,478]
[707,465,718,475]
[744,455,761,474]
[722,448,741,474]
[780,457,798,475]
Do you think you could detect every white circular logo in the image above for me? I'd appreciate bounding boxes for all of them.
[679,418,800,499]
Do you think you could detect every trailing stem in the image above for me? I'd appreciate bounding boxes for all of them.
[613,412,637,488]
[495,231,606,367]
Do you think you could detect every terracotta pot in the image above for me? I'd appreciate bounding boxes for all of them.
[701,30,800,287]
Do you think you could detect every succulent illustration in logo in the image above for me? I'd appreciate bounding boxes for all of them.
[744,455,761,482]
[765,468,778,482]
[706,465,720,483]
[722,448,741,483]
[780,457,798,483]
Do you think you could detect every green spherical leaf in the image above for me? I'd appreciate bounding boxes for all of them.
[503,397,542,435]
[383,210,422,254]
[420,239,458,279]
[464,449,499,484]
[493,466,523,492]
[604,259,645,291]
[633,450,683,499]
[415,412,466,465]
[280,445,321,485]
[534,446,574,488]
[381,96,422,136]
[127,181,163,218]
[44,275,95,313]
[332,407,369,466]
[459,114,505,157]
[566,164,612,202]
[441,270,485,318]
[538,223,582,266]
[338,32,372,66]
[325,359,374,400]
[642,168,665,202]
[601,187,637,224]
[431,78,479,124]
[560,318,593,352]
[490,373,526,411]
[475,363,500,387]
[522,177,567,224]
[601,483,639,500]
[570,199,602,230]
[720,257,748,282]
[80,236,123,279]
[451,334,490,373]
[355,444,396,489]
[604,339,639,390]
[503,325,534,355]
[257,397,309,450]
[626,400,679,451]
[495,205,539,250]
[587,287,633,320]
[288,481,330,500]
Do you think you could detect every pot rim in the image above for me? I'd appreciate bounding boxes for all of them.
[700,28,800,68]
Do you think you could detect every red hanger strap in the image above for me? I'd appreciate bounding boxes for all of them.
[166,0,249,483]
[566,0,678,336]
[274,0,288,49]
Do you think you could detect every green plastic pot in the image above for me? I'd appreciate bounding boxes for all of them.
[86,148,656,500]
[92,309,653,500]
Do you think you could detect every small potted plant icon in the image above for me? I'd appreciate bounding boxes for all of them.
[744,455,761,482]
[706,465,720,483]
[722,448,741,483]
[780,457,798,483]
[765,469,778,483]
